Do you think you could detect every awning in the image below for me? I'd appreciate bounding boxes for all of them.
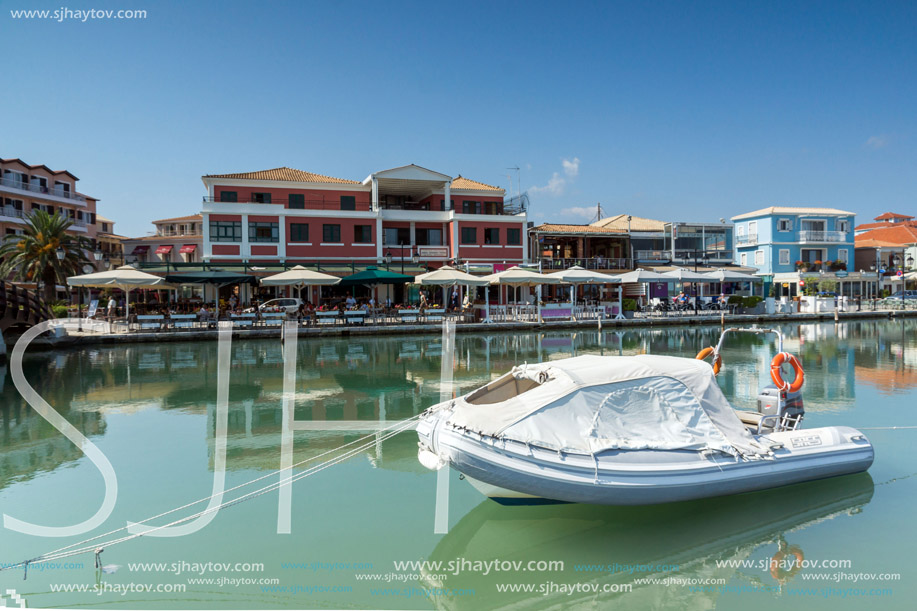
[131,245,150,254]
[179,244,197,254]
[155,245,174,255]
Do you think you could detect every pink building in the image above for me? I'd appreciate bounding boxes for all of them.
[1,157,98,242]
[200,164,527,267]
[122,214,203,266]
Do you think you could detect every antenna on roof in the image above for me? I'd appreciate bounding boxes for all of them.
[506,167,520,199]
[592,203,605,223]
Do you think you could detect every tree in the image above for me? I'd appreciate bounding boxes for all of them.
[0,210,93,304]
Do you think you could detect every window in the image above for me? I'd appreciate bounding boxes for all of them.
[323,224,341,243]
[383,227,411,245]
[289,194,305,209]
[251,192,272,204]
[779,249,790,265]
[748,220,757,235]
[462,201,481,214]
[484,201,503,215]
[736,224,745,237]
[248,222,279,243]
[219,191,238,203]
[354,225,373,243]
[484,228,500,244]
[778,218,793,231]
[289,223,309,242]
[210,221,242,242]
[440,199,454,211]
[461,227,477,244]
[340,196,356,211]
[755,250,764,265]
[838,248,849,263]
[740,252,748,266]
[415,228,443,246]
[838,220,850,233]
[507,228,521,245]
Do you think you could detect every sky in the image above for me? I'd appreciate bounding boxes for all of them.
[2,0,915,237]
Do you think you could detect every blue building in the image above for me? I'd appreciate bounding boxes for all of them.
[731,206,857,296]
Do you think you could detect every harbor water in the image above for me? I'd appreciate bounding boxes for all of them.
[0,320,915,609]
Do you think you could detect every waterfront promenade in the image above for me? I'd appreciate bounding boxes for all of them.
[15,308,917,350]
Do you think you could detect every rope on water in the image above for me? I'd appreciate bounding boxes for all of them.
[0,412,427,573]
[19,417,419,566]
[855,426,917,430]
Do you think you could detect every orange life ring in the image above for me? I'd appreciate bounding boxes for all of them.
[770,545,805,582]
[695,347,722,375]
[771,352,804,392]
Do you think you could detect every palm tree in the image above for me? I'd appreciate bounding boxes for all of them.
[0,210,93,304]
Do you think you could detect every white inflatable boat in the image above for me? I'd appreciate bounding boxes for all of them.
[417,328,874,505]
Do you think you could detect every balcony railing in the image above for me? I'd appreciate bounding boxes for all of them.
[0,176,86,202]
[157,230,203,237]
[1,206,25,219]
[539,257,633,271]
[735,233,758,245]
[799,230,846,243]
[204,196,372,211]
[635,250,734,263]
[204,195,525,216]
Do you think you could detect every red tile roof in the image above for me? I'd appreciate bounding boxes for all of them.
[855,224,917,247]
[154,214,202,223]
[874,212,914,221]
[204,167,361,185]
[855,220,917,231]
[450,176,504,192]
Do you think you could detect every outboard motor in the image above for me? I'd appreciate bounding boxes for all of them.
[756,384,805,431]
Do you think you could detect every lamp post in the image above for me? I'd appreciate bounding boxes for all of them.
[384,249,393,271]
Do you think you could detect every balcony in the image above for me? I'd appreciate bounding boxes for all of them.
[1,206,25,220]
[735,233,758,246]
[0,176,86,203]
[539,257,633,271]
[799,230,847,243]
[203,196,372,212]
[157,230,203,237]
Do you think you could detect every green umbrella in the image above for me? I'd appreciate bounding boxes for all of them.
[339,266,414,287]
[164,270,257,287]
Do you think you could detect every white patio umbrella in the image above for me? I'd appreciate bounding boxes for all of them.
[662,269,712,308]
[615,269,669,311]
[416,265,489,317]
[482,266,561,321]
[259,265,341,302]
[703,269,761,282]
[546,266,622,314]
[703,269,762,300]
[67,265,165,320]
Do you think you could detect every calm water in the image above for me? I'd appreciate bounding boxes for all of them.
[1,320,915,610]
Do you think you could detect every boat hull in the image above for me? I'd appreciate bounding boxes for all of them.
[418,416,874,505]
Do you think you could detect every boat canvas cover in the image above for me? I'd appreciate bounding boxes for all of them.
[447,355,769,457]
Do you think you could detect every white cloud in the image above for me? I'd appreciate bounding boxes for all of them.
[562,157,580,178]
[530,172,566,196]
[560,205,599,220]
[865,135,889,149]
[530,157,581,196]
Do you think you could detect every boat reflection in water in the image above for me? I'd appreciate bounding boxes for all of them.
[422,473,874,610]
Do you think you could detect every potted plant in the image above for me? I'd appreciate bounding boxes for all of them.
[813,260,823,272]
[795,260,810,272]
[622,298,637,319]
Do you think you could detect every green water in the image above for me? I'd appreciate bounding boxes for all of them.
[1,321,915,610]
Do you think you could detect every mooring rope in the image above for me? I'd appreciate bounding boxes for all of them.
[0,411,427,573]
[33,416,420,565]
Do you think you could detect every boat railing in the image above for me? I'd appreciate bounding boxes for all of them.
[712,326,784,359]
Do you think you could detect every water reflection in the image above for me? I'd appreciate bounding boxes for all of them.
[2,319,916,488]
[423,474,875,610]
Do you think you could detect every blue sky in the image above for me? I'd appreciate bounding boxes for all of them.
[2,0,915,236]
